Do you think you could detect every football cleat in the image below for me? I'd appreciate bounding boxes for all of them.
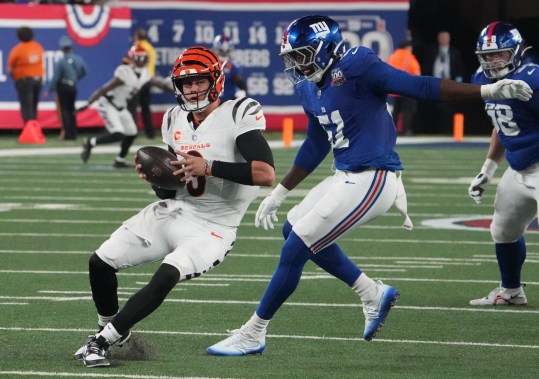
[470,286,527,306]
[81,138,93,163]
[113,160,130,169]
[206,325,266,356]
[362,280,399,341]
[75,329,131,360]
[74,334,94,361]
[83,335,110,368]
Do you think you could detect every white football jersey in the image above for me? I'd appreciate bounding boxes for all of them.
[105,64,151,108]
[161,98,266,227]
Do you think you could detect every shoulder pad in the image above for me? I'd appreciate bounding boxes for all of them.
[231,97,262,124]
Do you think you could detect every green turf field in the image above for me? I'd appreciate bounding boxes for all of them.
[0,134,538,379]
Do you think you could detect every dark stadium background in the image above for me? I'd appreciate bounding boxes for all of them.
[408,0,539,134]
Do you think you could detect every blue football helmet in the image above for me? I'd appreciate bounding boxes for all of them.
[475,21,523,79]
[280,15,346,84]
[213,34,232,61]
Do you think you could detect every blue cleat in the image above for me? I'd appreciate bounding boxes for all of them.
[207,326,266,356]
[362,281,399,341]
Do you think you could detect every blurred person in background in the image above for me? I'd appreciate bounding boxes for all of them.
[44,36,88,140]
[128,28,158,139]
[213,34,248,101]
[387,40,421,136]
[7,26,44,125]
[419,30,465,134]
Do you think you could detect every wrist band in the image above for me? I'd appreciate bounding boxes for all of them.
[211,160,253,185]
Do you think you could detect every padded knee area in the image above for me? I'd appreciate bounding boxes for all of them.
[89,253,117,274]
[282,220,293,240]
[89,253,119,317]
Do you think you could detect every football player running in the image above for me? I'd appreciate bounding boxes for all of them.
[206,15,533,356]
[79,45,153,168]
[75,46,275,368]
[468,22,538,306]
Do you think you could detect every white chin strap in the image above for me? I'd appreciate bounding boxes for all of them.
[305,40,345,83]
[306,64,330,83]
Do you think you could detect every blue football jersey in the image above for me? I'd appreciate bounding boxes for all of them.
[472,63,539,171]
[293,46,441,172]
[221,61,244,101]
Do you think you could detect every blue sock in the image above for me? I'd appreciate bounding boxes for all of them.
[256,231,311,320]
[282,220,361,286]
[496,236,526,288]
[310,244,361,286]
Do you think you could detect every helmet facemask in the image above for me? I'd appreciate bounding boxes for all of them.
[281,40,345,84]
[476,47,519,79]
[172,75,218,112]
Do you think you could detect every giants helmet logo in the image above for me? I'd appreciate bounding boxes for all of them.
[309,21,330,38]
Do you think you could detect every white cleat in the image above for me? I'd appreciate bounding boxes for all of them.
[470,286,527,306]
[363,280,399,341]
[207,326,266,356]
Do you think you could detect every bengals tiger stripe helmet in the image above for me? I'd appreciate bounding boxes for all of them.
[171,46,224,112]
[128,44,149,68]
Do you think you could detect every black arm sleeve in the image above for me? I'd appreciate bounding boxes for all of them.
[235,129,274,167]
[210,130,274,185]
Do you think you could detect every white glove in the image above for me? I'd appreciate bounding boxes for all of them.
[255,183,289,230]
[481,79,533,101]
[234,89,247,99]
[468,159,498,204]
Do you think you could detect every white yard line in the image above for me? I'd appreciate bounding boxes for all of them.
[0,326,536,350]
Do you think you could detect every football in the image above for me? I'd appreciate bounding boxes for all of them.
[136,146,185,190]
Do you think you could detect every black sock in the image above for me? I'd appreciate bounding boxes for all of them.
[112,264,180,335]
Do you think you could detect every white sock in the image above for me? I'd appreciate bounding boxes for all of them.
[351,273,377,302]
[115,156,126,163]
[245,312,270,335]
[98,314,116,329]
[89,137,96,147]
[97,323,122,345]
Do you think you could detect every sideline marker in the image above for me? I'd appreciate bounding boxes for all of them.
[18,120,46,144]
[283,117,293,148]
[453,113,464,142]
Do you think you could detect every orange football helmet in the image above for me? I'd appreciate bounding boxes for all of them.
[171,46,224,112]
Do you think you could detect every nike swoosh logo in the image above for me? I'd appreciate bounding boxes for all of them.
[210,231,223,239]
[528,68,536,75]
[255,114,263,121]
[344,181,356,184]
